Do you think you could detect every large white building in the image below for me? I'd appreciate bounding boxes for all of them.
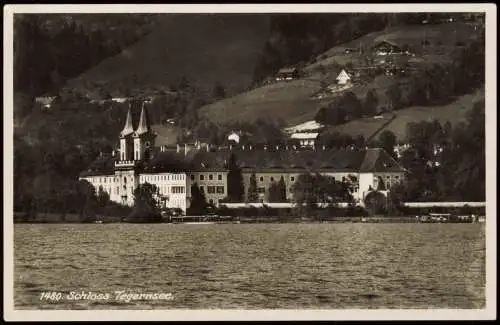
[80,103,406,212]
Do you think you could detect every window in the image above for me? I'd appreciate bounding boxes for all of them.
[200,186,205,193]
[104,178,107,183]
[260,176,264,182]
[386,176,390,179]
[395,175,400,180]
[216,186,224,194]
[207,186,216,194]
[200,175,205,181]
[270,177,274,182]
[172,186,185,194]
[209,174,213,181]
[258,187,265,193]
[116,187,119,194]
[191,175,195,181]
[209,199,214,205]
[218,174,222,181]
[290,176,295,182]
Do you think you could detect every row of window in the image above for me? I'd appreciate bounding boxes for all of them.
[142,174,185,182]
[200,186,225,194]
[171,186,185,194]
[191,174,224,181]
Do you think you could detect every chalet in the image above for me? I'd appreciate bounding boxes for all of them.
[111,97,131,103]
[227,131,243,144]
[35,96,57,109]
[336,69,352,85]
[290,132,319,148]
[275,67,300,81]
[343,47,357,54]
[372,40,404,56]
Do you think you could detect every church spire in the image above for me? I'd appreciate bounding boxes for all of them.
[120,104,134,137]
[134,102,151,135]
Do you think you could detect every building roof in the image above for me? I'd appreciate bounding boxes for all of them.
[373,40,402,49]
[35,96,57,106]
[134,102,152,135]
[79,154,117,177]
[290,132,320,140]
[359,148,404,173]
[120,101,152,137]
[336,69,351,82]
[278,67,298,74]
[80,147,405,177]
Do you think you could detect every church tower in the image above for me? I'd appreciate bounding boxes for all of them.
[132,102,156,161]
[119,104,134,161]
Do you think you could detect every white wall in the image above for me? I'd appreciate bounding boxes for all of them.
[139,173,188,212]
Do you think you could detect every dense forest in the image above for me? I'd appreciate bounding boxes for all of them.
[14,14,158,97]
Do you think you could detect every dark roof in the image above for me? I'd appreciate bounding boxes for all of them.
[79,154,117,177]
[80,148,405,176]
[278,67,299,74]
[373,40,402,49]
[359,148,405,173]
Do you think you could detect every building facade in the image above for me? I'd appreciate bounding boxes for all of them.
[80,105,406,213]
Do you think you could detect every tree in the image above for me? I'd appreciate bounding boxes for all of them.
[268,178,287,203]
[363,89,378,116]
[97,185,110,207]
[278,176,287,202]
[385,83,403,111]
[247,173,259,203]
[212,81,226,99]
[376,176,386,191]
[340,91,363,120]
[226,153,245,202]
[364,190,387,215]
[378,130,397,159]
[188,183,208,215]
[126,183,162,223]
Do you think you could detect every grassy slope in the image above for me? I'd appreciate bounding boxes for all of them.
[329,88,485,142]
[66,14,271,96]
[199,21,480,127]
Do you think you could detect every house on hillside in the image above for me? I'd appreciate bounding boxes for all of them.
[35,96,57,110]
[111,97,131,103]
[275,67,300,82]
[290,132,319,148]
[336,69,352,85]
[372,40,404,56]
[227,131,243,144]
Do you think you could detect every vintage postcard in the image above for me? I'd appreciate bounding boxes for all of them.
[3,3,496,321]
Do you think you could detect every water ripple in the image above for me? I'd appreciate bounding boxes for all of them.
[14,223,485,309]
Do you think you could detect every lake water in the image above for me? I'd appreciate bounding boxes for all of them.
[14,223,485,309]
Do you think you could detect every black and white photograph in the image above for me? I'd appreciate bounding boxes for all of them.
[3,3,496,321]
